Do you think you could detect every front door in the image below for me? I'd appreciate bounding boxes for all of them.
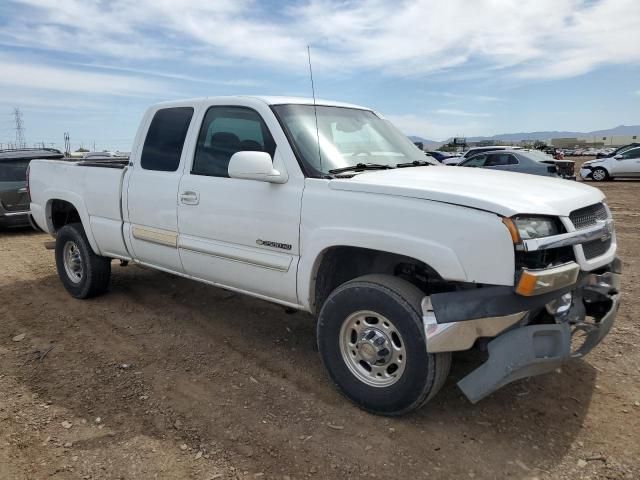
[177,105,302,304]
[126,106,195,272]
[610,148,640,176]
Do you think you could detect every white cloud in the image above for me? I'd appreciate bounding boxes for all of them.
[3,0,639,80]
[386,113,476,141]
[0,58,169,97]
[434,109,491,118]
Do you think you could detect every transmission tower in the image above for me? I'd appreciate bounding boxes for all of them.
[64,132,71,155]
[13,107,26,149]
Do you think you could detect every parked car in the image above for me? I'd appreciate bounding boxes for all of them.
[29,96,620,415]
[458,150,569,177]
[596,142,640,159]
[522,149,576,179]
[580,146,640,181]
[1,148,64,228]
[443,145,521,165]
[542,147,563,159]
[83,151,130,160]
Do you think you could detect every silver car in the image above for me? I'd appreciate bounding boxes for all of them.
[457,150,563,177]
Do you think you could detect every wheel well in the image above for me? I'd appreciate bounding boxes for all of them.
[49,199,81,232]
[312,246,443,314]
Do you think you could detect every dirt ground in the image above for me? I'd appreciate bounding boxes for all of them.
[1,162,639,479]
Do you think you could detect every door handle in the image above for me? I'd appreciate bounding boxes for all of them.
[179,190,199,205]
[17,187,28,194]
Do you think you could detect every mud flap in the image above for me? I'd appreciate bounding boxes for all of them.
[458,323,571,404]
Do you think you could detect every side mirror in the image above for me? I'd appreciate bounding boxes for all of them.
[613,154,623,160]
[228,151,286,184]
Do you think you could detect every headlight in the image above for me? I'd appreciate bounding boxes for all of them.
[502,216,561,242]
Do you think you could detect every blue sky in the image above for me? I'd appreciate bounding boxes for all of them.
[0,0,639,151]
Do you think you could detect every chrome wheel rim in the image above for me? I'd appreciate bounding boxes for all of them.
[339,310,406,387]
[593,169,605,181]
[63,240,83,284]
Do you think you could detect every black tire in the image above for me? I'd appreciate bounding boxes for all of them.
[591,167,609,182]
[55,223,111,299]
[317,274,451,416]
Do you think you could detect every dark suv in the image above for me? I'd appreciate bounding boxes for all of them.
[1,148,64,229]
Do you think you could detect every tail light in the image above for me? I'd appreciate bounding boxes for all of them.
[26,164,31,201]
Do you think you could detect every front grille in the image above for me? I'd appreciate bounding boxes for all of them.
[570,203,608,230]
[582,237,612,260]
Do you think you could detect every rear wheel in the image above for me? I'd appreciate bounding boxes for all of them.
[317,274,451,415]
[55,223,111,299]
[591,167,609,182]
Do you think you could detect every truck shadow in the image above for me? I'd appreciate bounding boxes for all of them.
[2,266,596,478]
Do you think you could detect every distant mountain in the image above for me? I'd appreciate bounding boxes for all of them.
[458,125,640,143]
[408,136,444,149]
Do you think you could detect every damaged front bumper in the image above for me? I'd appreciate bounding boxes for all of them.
[422,259,621,403]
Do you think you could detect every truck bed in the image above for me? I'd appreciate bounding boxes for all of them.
[29,159,130,259]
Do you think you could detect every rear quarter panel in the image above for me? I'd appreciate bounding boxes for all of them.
[29,160,129,258]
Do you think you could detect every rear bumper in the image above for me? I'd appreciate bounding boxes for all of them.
[0,210,31,228]
[423,259,621,403]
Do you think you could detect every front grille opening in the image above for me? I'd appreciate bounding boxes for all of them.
[570,203,608,230]
[582,237,612,260]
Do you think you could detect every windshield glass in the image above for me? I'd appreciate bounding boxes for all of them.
[272,104,435,176]
[0,160,30,182]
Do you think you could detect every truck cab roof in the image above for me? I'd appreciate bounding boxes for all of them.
[153,95,371,111]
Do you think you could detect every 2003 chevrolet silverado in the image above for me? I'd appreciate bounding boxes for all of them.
[28,96,621,415]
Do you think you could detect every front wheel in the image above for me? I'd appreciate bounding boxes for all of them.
[317,274,451,415]
[55,223,111,299]
[591,167,609,182]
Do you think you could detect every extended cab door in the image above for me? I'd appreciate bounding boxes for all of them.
[125,106,195,272]
[176,103,303,304]
[610,148,640,176]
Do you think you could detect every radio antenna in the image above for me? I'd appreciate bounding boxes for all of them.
[307,45,323,174]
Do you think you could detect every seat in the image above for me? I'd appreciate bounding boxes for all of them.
[238,139,263,152]
[200,132,240,177]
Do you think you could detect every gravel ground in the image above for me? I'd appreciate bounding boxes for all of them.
[1,163,639,479]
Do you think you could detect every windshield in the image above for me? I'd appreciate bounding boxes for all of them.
[0,160,30,182]
[524,150,554,162]
[272,104,435,176]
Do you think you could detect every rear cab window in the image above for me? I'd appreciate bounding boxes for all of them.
[141,107,194,172]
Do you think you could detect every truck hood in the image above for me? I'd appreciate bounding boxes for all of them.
[329,166,604,217]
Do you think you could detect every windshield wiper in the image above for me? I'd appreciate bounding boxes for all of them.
[395,160,433,168]
[328,163,395,174]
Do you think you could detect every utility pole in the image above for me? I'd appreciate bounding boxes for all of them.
[13,107,26,149]
[64,132,71,156]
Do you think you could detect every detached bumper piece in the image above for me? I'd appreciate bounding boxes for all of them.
[458,323,571,403]
[459,292,619,403]
[423,260,621,403]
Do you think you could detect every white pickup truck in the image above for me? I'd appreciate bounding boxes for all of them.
[29,96,621,415]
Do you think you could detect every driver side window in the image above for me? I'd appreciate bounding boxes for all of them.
[192,106,276,178]
[463,154,487,167]
[621,148,640,159]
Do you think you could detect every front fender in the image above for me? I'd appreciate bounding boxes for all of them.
[297,227,468,310]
